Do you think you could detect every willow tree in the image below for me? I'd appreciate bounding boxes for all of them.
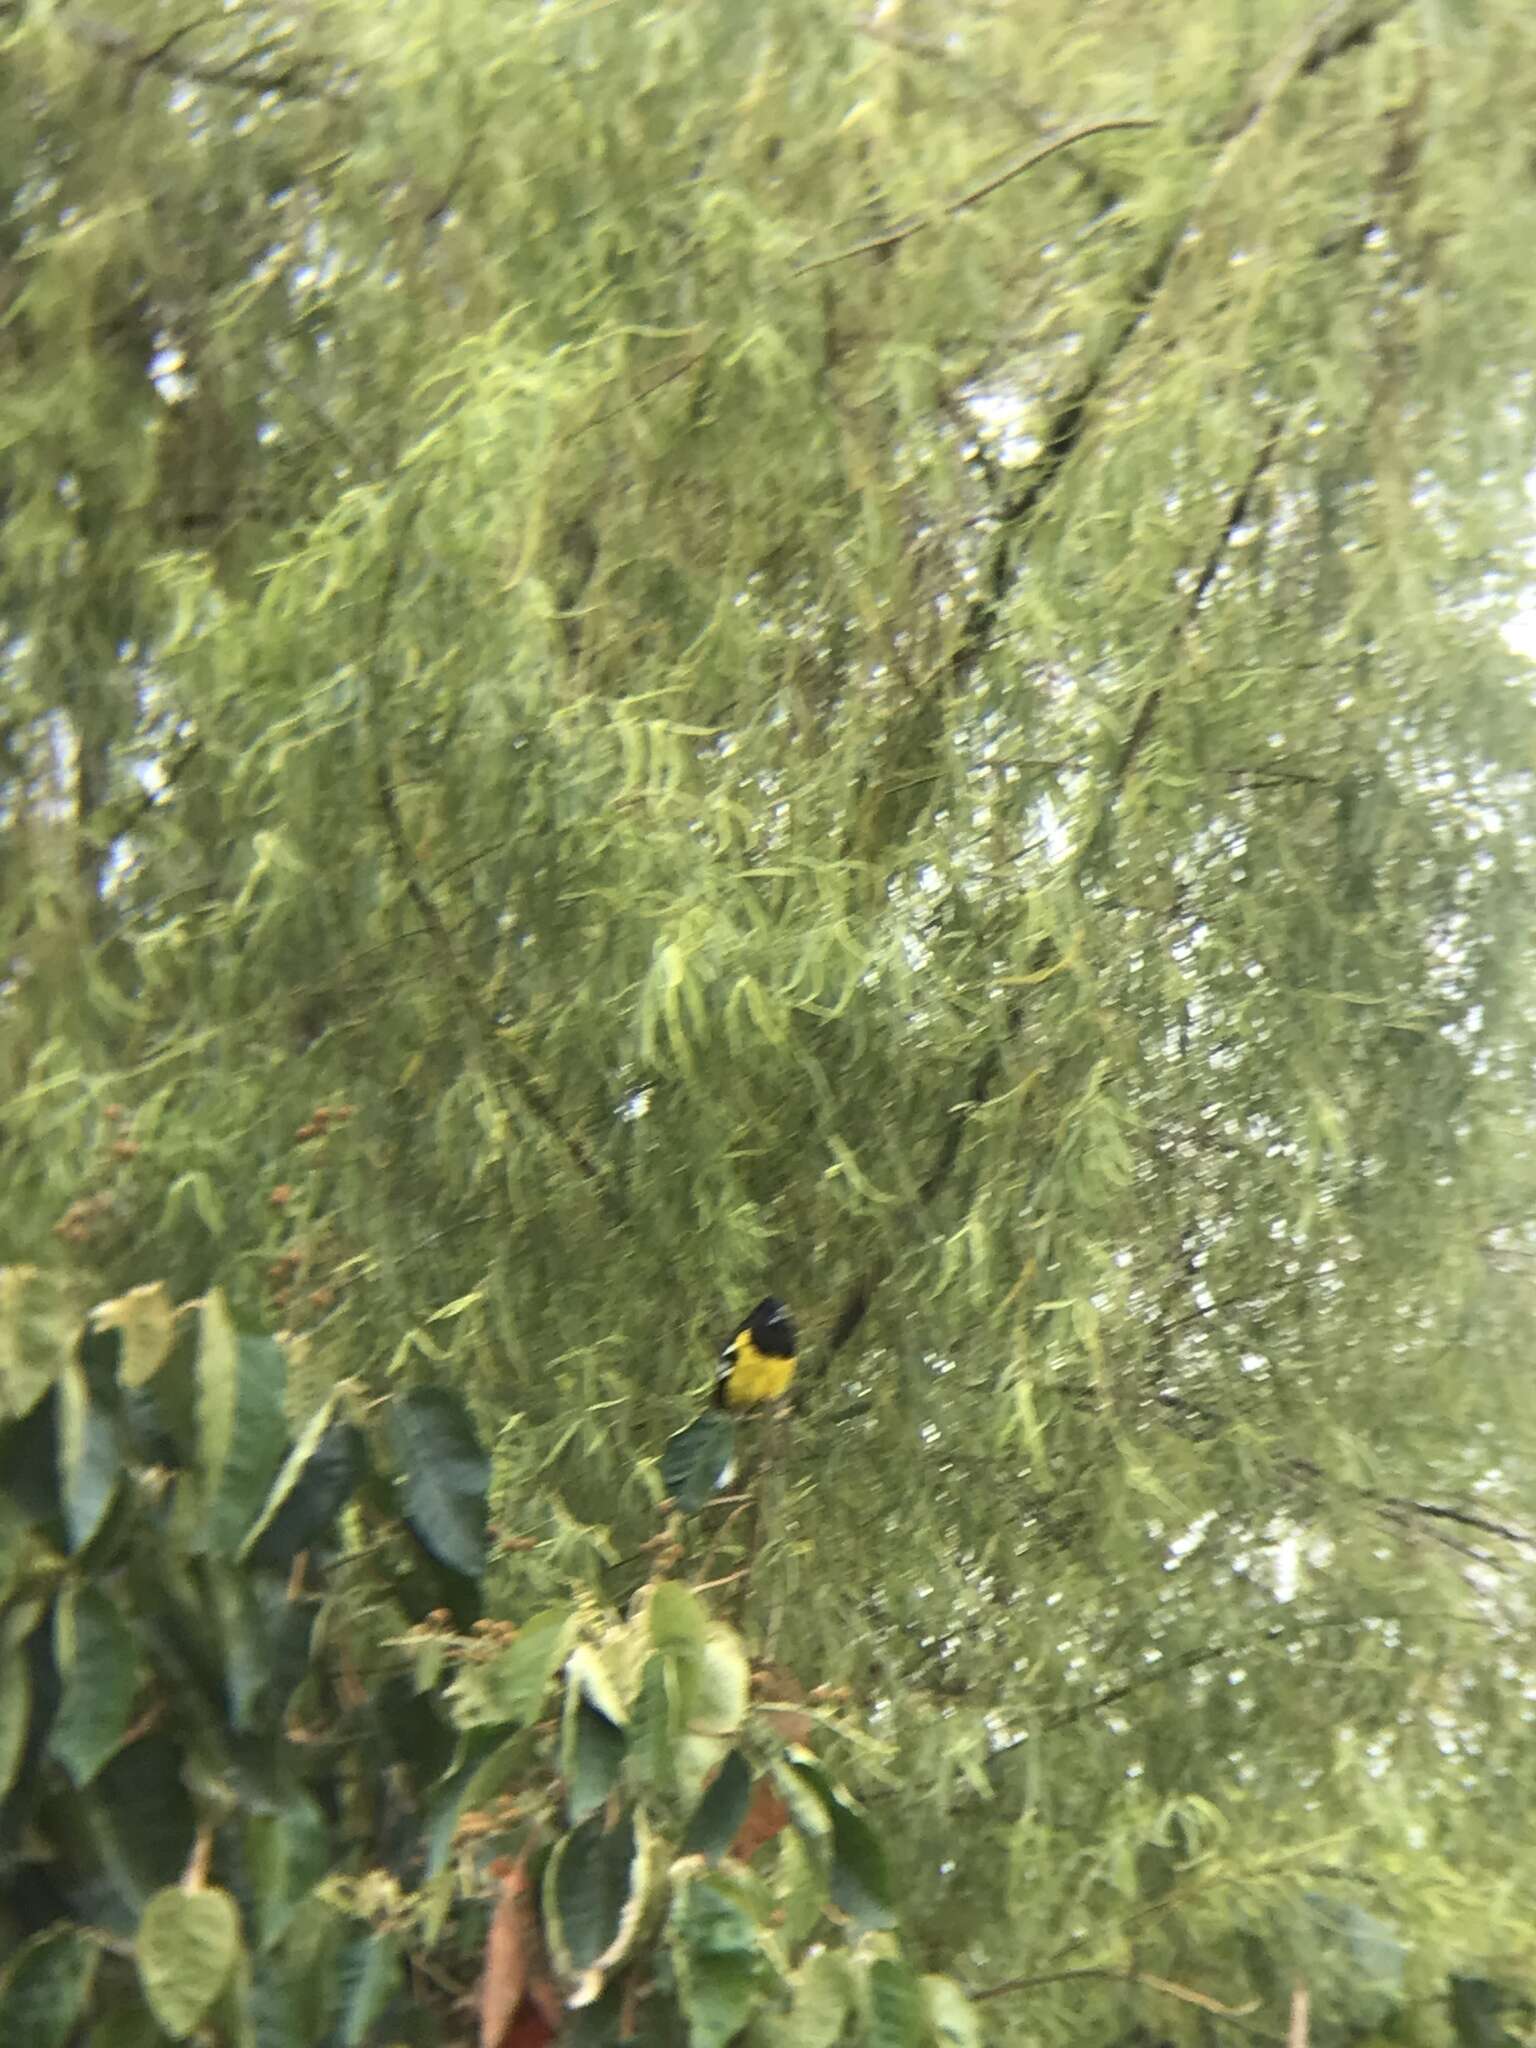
[5,0,1536,2036]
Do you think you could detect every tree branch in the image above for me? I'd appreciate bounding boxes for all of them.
[50,7,348,101]
[794,119,1158,276]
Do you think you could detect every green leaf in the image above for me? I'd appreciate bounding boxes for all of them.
[246,1790,332,1950]
[78,2005,164,2048]
[626,1651,677,1796]
[387,1386,488,1579]
[547,1809,640,1977]
[240,1404,362,1568]
[680,1749,751,1861]
[649,1579,708,1656]
[50,1580,139,1787]
[674,1627,751,1808]
[0,1926,98,2048]
[336,1930,400,2047]
[447,1605,573,1731]
[670,1870,771,2048]
[786,1758,896,1933]
[922,1975,981,2048]
[91,1732,198,1911]
[660,1411,736,1513]
[0,1631,31,1803]
[748,1952,852,2048]
[136,1886,243,2039]
[425,1728,537,1878]
[57,1357,118,1553]
[565,1693,628,1826]
[1450,1978,1518,2048]
[95,1281,177,1389]
[0,1387,63,1532]
[0,1265,71,1420]
[868,1957,922,2048]
[204,1332,288,1557]
[194,1289,239,1511]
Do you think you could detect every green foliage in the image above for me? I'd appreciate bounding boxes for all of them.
[5,0,1536,2041]
[0,1285,965,2045]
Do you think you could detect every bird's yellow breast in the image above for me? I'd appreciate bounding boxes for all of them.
[721,1335,797,1407]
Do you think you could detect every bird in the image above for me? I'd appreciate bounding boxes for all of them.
[715,1297,798,1410]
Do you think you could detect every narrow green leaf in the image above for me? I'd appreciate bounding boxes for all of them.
[336,1931,400,2047]
[194,1289,240,1509]
[660,1411,736,1513]
[387,1386,488,1579]
[204,1333,288,1558]
[136,1886,243,2039]
[50,1581,139,1787]
[56,1358,118,1554]
[0,1628,31,1803]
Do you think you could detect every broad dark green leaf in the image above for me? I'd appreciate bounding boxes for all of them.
[241,1410,362,1569]
[548,1810,638,1975]
[868,1957,922,2048]
[89,1733,197,1912]
[210,1564,316,1733]
[566,1694,628,1826]
[786,1759,895,1933]
[49,1582,139,1787]
[386,1386,488,1580]
[0,1387,63,1534]
[1450,1977,1518,2048]
[0,1926,98,2048]
[680,1749,752,1862]
[659,1411,736,1513]
[246,1790,332,1950]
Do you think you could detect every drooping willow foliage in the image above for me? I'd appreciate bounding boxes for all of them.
[5,0,1536,2034]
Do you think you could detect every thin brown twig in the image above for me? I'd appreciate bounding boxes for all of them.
[794,119,1157,275]
[363,510,622,1218]
[53,7,348,100]
[971,1963,1266,2024]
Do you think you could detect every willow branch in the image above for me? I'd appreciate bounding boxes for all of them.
[794,119,1157,275]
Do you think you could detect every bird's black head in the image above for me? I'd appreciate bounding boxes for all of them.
[747,1296,796,1357]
